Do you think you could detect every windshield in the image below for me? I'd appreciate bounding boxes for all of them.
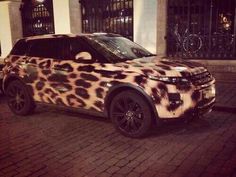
[84,35,155,62]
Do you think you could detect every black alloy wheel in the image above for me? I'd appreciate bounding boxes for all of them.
[6,80,35,116]
[110,90,152,138]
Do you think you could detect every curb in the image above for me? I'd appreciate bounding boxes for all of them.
[213,105,236,114]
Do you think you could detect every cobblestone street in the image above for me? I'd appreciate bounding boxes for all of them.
[0,96,236,177]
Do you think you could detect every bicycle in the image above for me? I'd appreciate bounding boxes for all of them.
[171,24,203,54]
[211,32,234,52]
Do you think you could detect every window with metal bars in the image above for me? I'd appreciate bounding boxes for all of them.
[20,0,55,37]
[167,0,236,59]
[80,0,133,40]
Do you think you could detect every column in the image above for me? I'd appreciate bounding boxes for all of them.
[53,0,71,34]
[156,0,168,57]
[133,0,157,54]
[53,0,82,34]
[0,1,12,59]
[0,1,22,59]
[69,0,82,34]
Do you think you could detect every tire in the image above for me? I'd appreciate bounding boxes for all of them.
[110,90,152,138]
[6,80,35,116]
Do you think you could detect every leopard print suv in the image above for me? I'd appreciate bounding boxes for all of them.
[2,33,216,138]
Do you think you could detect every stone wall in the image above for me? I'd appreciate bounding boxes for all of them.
[191,60,236,83]
[156,0,168,57]
[69,0,82,34]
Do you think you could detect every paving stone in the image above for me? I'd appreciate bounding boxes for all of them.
[141,169,158,177]
[115,159,130,167]
[115,166,133,175]
[126,171,141,177]
[106,166,120,174]
[0,96,235,177]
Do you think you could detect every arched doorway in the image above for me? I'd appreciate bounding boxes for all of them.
[20,0,55,37]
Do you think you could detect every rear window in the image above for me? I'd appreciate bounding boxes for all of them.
[10,39,28,55]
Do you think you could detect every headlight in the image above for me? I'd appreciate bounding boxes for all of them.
[148,75,189,84]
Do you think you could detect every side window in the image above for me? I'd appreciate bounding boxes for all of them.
[69,38,91,60]
[27,39,68,59]
[69,38,106,63]
[10,39,28,55]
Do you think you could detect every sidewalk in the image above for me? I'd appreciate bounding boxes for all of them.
[195,59,236,113]
[214,82,236,113]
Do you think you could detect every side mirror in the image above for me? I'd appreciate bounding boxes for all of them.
[75,52,92,61]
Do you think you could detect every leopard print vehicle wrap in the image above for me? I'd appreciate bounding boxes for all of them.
[2,34,215,119]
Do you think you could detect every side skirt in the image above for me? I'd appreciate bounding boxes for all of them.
[35,102,107,118]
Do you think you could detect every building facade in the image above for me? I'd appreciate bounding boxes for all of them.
[0,0,235,62]
[167,0,236,59]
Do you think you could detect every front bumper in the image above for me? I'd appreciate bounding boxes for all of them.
[183,84,216,118]
[192,97,216,116]
[153,81,216,119]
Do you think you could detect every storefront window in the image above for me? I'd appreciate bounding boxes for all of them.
[20,0,55,37]
[80,0,133,40]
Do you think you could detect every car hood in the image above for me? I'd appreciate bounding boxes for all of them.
[114,56,207,77]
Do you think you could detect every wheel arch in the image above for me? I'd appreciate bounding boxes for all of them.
[3,75,32,95]
[3,75,20,92]
[104,83,159,123]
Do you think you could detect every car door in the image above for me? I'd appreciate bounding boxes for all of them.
[46,38,76,106]
[29,37,73,105]
[50,37,103,110]
[26,39,55,104]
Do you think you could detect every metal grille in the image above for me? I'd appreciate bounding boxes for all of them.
[167,0,236,59]
[20,0,55,37]
[80,0,133,40]
[189,71,213,86]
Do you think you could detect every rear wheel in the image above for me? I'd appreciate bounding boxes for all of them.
[110,90,152,138]
[6,80,35,116]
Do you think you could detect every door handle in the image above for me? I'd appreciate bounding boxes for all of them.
[53,64,70,72]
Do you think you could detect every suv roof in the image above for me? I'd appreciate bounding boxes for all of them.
[23,33,121,42]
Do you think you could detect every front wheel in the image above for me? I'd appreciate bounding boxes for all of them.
[110,90,153,138]
[6,80,35,116]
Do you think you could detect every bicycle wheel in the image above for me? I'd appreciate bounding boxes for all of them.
[183,34,203,53]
